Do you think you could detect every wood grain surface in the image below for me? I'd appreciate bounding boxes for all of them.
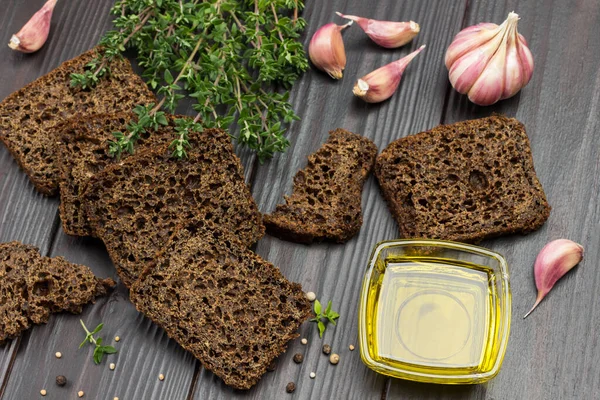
[0,0,598,399]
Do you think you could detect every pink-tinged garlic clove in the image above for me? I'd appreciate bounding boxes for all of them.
[445,11,534,106]
[8,0,57,53]
[308,21,353,79]
[353,45,425,103]
[335,12,419,49]
[524,239,584,319]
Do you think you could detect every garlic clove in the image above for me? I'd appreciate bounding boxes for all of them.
[8,0,57,53]
[353,45,425,103]
[308,21,353,79]
[517,34,534,87]
[335,12,419,49]
[524,239,584,318]
[501,23,524,99]
[445,24,502,69]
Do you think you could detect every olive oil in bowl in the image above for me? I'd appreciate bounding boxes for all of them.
[359,240,511,384]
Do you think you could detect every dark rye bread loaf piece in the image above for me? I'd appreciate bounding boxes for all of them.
[264,128,377,243]
[0,241,115,344]
[83,126,265,287]
[130,222,311,390]
[375,115,551,243]
[0,47,156,195]
[55,113,175,237]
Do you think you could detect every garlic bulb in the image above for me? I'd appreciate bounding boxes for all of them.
[445,12,534,106]
[308,21,353,79]
[8,0,57,53]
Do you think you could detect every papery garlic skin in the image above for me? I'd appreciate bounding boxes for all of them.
[353,45,425,103]
[523,239,584,319]
[8,0,57,53]
[335,12,419,48]
[445,12,534,106]
[308,21,352,79]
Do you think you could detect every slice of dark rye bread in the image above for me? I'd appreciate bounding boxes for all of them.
[264,128,378,243]
[0,241,115,344]
[55,113,175,237]
[130,222,311,390]
[375,115,551,243]
[82,127,265,287]
[0,47,156,195]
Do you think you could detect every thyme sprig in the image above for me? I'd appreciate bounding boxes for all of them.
[79,320,118,365]
[71,0,307,161]
[310,300,340,338]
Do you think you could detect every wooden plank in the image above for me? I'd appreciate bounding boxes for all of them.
[189,0,468,398]
[387,0,600,398]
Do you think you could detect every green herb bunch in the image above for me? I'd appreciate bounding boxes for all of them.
[79,320,118,364]
[71,0,307,161]
[310,300,340,338]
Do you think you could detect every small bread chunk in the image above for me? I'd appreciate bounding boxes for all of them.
[375,115,551,243]
[83,125,264,287]
[55,113,175,237]
[0,241,115,344]
[130,222,311,390]
[0,47,156,195]
[264,129,377,243]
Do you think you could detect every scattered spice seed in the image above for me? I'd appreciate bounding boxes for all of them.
[286,382,296,393]
[40,389,47,396]
[267,360,276,372]
[55,351,62,359]
[305,292,316,302]
[322,344,332,355]
[330,354,340,365]
[114,336,120,342]
[301,338,308,345]
[309,372,316,379]
[159,373,165,381]
[293,353,304,364]
[349,344,355,351]
[114,398,119,400]
[109,363,116,371]
[55,375,67,387]
[78,391,84,397]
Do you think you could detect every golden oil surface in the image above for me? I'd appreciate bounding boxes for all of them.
[367,257,497,374]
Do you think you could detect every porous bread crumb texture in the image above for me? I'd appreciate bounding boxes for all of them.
[83,127,265,287]
[55,113,175,237]
[375,115,551,243]
[0,47,156,195]
[130,223,311,390]
[264,129,377,243]
[0,241,115,344]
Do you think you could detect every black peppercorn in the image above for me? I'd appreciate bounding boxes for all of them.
[56,375,67,387]
[286,382,296,393]
[267,360,276,372]
[322,344,331,355]
[293,353,303,364]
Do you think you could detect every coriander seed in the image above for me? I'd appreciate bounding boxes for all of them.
[349,344,355,351]
[305,292,316,302]
[322,344,332,355]
[309,372,316,379]
[40,389,47,396]
[301,338,308,345]
[109,363,116,370]
[78,390,84,397]
[293,353,304,364]
[286,382,296,393]
[330,353,340,365]
[159,373,165,381]
[55,375,67,386]
[55,351,62,359]
[114,336,120,342]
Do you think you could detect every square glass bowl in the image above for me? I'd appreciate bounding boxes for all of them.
[358,239,511,384]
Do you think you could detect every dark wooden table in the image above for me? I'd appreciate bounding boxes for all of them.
[1,0,599,399]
